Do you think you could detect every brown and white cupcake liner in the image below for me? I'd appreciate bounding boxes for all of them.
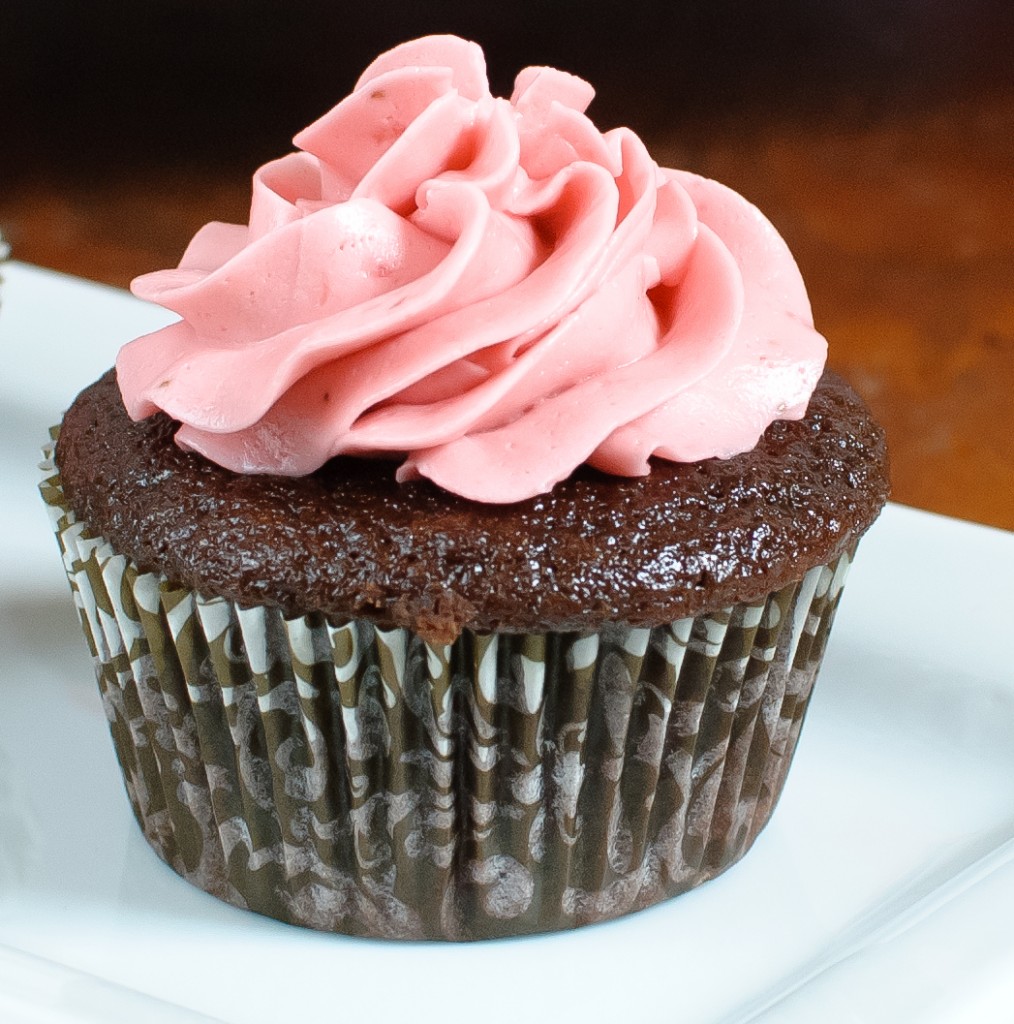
[41,439,856,940]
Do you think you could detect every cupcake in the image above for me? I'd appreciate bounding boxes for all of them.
[42,36,888,940]
[0,230,9,300]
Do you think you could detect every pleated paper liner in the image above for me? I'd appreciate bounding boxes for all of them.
[41,439,856,940]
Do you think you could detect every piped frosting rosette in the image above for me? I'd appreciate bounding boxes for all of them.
[117,35,826,503]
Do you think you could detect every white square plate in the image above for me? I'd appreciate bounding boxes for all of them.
[2,263,1013,1023]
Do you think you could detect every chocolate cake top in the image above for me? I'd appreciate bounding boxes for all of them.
[56,369,888,642]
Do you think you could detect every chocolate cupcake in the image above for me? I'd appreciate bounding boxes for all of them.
[42,36,888,939]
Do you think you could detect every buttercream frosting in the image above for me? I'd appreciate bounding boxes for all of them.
[117,35,826,503]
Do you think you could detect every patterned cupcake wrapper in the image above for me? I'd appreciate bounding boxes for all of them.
[41,440,855,940]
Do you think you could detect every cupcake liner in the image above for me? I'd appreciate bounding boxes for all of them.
[41,439,855,940]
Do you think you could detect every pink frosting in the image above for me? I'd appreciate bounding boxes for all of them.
[117,35,826,503]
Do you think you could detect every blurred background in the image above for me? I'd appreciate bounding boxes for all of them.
[2,0,1012,528]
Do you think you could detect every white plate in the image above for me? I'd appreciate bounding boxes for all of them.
[2,262,1014,1024]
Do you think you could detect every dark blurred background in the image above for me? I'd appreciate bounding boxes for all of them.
[2,1,1013,527]
[3,0,1012,172]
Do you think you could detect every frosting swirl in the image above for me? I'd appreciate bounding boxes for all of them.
[117,35,826,503]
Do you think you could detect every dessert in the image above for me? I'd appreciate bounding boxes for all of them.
[42,35,889,939]
[0,230,9,301]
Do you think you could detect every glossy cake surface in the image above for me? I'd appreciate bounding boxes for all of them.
[56,369,888,642]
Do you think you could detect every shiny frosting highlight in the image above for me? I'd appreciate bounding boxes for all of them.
[117,35,827,503]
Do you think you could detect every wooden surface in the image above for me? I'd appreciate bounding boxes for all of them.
[3,93,1012,530]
